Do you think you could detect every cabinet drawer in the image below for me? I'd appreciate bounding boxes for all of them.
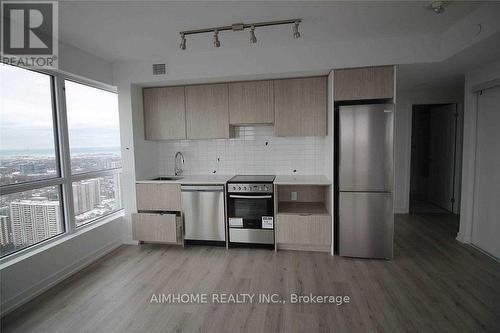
[136,183,181,211]
[132,213,181,243]
[276,214,331,247]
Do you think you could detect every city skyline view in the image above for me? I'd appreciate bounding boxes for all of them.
[0,64,123,258]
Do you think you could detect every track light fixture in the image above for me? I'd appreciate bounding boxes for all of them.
[213,29,221,47]
[249,25,257,44]
[179,33,186,50]
[179,18,302,50]
[292,21,301,39]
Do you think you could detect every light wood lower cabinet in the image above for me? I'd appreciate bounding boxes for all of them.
[136,183,181,211]
[132,213,182,244]
[276,214,331,252]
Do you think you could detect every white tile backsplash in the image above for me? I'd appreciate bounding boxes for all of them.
[158,125,325,176]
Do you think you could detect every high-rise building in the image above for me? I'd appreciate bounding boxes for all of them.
[9,198,62,247]
[0,215,11,246]
[113,173,122,210]
[73,178,101,215]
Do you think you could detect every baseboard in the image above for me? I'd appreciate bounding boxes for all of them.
[277,243,331,253]
[456,232,470,244]
[1,240,122,317]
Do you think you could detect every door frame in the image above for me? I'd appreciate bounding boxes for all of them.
[408,103,460,213]
[402,98,463,214]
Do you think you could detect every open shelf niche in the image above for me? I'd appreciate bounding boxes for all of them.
[276,185,331,216]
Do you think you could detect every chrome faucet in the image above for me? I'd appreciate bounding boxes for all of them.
[174,151,184,176]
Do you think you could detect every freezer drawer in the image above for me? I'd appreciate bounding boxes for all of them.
[339,104,393,192]
[339,192,393,259]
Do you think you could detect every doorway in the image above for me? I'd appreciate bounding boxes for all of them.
[409,103,461,215]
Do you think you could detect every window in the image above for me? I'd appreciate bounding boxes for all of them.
[0,65,123,259]
[0,65,59,186]
[64,80,122,227]
[65,80,122,174]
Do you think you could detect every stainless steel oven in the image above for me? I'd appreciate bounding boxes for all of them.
[226,176,275,246]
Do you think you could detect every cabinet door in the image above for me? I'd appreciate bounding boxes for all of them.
[185,84,229,139]
[334,66,394,101]
[132,213,180,243]
[228,80,273,124]
[143,86,186,140]
[274,77,327,137]
[136,183,181,211]
[276,214,331,247]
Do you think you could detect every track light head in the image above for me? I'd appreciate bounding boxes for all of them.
[249,26,257,44]
[179,33,186,50]
[292,21,301,39]
[213,29,221,48]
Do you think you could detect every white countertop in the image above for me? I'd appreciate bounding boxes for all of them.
[136,175,233,185]
[137,174,332,186]
[274,175,332,185]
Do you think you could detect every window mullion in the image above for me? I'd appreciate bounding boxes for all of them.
[54,75,76,234]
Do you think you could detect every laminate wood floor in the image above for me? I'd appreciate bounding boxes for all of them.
[2,214,500,333]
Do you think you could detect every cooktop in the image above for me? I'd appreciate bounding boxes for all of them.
[228,175,275,183]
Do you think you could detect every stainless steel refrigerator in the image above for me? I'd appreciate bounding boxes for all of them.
[339,104,394,259]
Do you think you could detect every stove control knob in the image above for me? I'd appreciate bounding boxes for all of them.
[238,187,241,190]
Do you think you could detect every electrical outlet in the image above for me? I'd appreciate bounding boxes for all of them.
[291,192,298,201]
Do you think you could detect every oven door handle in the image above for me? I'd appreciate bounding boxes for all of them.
[229,195,272,199]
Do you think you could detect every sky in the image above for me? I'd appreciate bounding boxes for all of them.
[0,64,120,151]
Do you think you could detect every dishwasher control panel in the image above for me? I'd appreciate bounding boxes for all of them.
[227,183,273,193]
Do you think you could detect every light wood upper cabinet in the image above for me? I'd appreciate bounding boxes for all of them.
[334,66,394,101]
[136,183,182,211]
[228,80,274,124]
[185,84,229,139]
[143,86,186,140]
[274,77,327,137]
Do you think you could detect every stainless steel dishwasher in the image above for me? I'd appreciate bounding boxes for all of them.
[181,185,225,243]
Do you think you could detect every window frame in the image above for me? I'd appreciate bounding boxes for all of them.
[0,65,122,261]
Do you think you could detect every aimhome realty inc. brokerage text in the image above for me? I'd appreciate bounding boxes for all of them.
[150,293,351,306]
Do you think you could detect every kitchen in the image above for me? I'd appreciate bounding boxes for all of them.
[3,2,500,332]
[133,67,394,258]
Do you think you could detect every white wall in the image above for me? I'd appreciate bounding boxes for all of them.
[458,60,500,253]
[394,85,464,213]
[59,41,114,85]
[0,218,122,315]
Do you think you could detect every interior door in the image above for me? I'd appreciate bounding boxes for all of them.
[472,86,500,259]
[339,104,394,192]
[427,104,456,211]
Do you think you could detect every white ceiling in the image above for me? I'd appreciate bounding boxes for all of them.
[59,1,480,62]
[397,31,500,92]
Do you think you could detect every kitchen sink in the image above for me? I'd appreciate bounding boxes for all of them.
[151,176,184,181]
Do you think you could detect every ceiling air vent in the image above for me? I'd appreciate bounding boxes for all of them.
[152,63,166,75]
